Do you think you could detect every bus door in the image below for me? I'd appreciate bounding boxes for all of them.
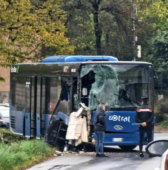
[36,77,46,138]
[24,76,46,138]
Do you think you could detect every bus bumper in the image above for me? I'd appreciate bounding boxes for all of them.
[93,132,149,146]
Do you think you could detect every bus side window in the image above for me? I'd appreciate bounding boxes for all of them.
[61,84,69,101]
[54,77,77,115]
[71,78,77,111]
[80,71,95,107]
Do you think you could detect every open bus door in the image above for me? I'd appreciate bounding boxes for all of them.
[24,77,46,138]
[44,76,78,150]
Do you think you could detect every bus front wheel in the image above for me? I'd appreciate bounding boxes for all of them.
[119,145,137,151]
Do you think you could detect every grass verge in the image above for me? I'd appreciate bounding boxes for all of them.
[0,128,12,134]
[157,114,168,128]
[0,139,55,170]
[0,128,25,143]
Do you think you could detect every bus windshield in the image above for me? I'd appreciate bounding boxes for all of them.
[80,64,151,110]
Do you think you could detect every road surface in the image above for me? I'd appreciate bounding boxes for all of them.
[27,133,167,170]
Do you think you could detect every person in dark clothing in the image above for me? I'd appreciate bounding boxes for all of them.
[94,103,107,157]
[135,97,154,158]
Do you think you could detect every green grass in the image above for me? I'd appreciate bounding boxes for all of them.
[157,115,168,128]
[0,140,55,170]
[0,128,11,134]
[0,128,25,143]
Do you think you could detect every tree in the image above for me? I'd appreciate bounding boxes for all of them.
[0,0,74,66]
[137,0,168,93]
[62,0,140,60]
[63,3,96,55]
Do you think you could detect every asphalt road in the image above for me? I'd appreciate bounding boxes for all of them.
[27,133,167,170]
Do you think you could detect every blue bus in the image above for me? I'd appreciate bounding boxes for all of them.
[10,55,155,151]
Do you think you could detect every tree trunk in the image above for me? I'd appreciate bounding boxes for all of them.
[93,2,102,55]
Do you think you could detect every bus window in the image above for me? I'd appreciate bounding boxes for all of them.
[46,77,61,114]
[80,64,150,110]
[72,78,78,111]
[53,77,75,116]
[80,64,119,110]
[80,71,95,107]
[10,76,26,111]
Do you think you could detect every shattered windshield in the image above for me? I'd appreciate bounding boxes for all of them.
[80,64,150,110]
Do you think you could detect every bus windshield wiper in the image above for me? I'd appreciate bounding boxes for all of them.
[114,93,141,107]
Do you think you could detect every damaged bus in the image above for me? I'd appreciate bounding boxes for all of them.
[10,55,155,151]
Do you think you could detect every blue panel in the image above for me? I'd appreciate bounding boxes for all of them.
[44,112,69,131]
[41,55,68,63]
[53,112,69,125]
[36,114,40,138]
[65,56,118,62]
[10,109,24,135]
[41,55,118,63]
[92,110,155,145]
[91,110,139,133]
[93,132,140,145]
[10,104,14,112]
[25,112,30,137]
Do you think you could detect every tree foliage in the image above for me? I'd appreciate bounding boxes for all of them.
[0,0,74,66]
[60,0,168,93]
[138,0,168,93]
[1,0,168,93]
[62,0,134,60]
[62,0,162,61]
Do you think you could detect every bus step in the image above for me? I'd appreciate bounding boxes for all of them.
[58,137,66,141]
[60,129,66,132]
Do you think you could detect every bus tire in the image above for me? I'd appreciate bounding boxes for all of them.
[119,145,137,151]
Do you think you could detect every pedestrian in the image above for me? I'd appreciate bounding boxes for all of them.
[135,96,154,158]
[94,103,107,157]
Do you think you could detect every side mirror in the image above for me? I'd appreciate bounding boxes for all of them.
[146,140,168,157]
[82,88,88,96]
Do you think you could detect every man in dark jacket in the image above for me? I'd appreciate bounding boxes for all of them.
[135,97,154,158]
[94,103,107,157]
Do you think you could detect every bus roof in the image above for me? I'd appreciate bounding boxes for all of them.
[41,55,118,63]
[13,55,152,66]
[11,60,152,76]
[14,60,152,66]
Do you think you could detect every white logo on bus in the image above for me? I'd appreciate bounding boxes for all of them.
[71,68,76,72]
[11,67,17,73]
[109,115,130,122]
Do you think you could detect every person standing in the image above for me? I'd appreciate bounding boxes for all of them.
[135,97,154,158]
[94,103,107,157]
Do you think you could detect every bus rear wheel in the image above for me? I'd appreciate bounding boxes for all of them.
[119,145,137,151]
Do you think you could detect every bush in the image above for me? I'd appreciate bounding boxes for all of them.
[155,99,168,113]
[0,140,55,170]
[155,99,168,123]
[0,128,24,143]
[155,111,166,123]
[157,115,168,128]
